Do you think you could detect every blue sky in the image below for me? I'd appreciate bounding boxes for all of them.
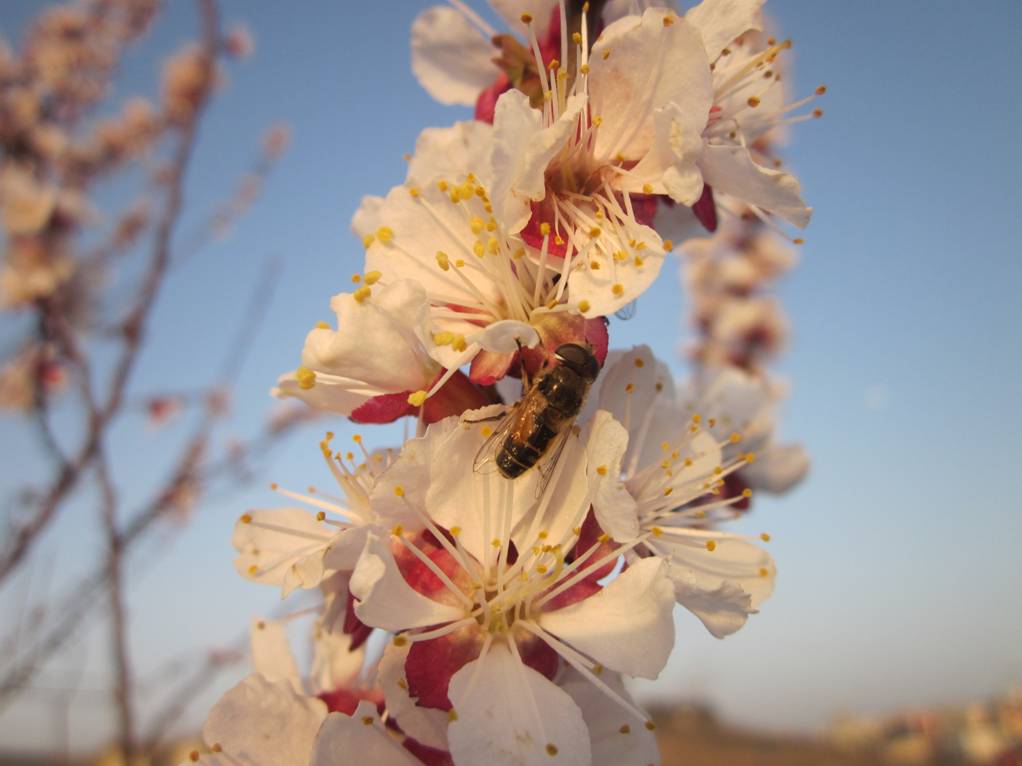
[1,0,1020,753]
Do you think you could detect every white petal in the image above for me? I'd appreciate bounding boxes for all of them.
[490,90,585,233]
[310,617,365,694]
[539,557,675,678]
[447,643,590,766]
[312,701,419,766]
[250,619,302,692]
[589,9,712,162]
[685,0,764,60]
[489,0,561,38]
[700,143,811,228]
[411,6,500,106]
[350,533,464,632]
[567,220,666,317]
[624,102,706,205]
[559,668,660,766]
[203,674,326,766]
[584,411,639,541]
[406,120,495,188]
[378,641,450,751]
[469,319,540,353]
[741,442,809,493]
[232,508,335,594]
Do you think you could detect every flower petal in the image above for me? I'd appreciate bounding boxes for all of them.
[411,6,500,106]
[584,411,639,542]
[378,641,450,750]
[406,120,495,187]
[447,642,590,766]
[250,618,302,692]
[740,442,809,493]
[700,143,811,228]
[312,701,420,766]
[685,0,764,60]
[539,556,675,679]
[589,9,712,162]
[203,674,327,766]
[232,508,335,594]
[350,533,464,632]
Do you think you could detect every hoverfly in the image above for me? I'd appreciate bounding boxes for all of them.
[473,343,601,480]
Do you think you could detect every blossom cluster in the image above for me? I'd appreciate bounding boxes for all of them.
[191,1,820,763]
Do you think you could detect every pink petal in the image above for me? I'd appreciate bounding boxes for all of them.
[474,73,511,124]
[350,391,416,424]
[423,370,497,423]
[403,739,454,766]
[692,183,718,232]
[406,635,483,710]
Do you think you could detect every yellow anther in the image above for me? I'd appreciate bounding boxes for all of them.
[661,441,670,451]
[450,526,461,537]
[457,181,474,200]
[663,487,673,496]
[189,752,199,763]
[491,538,501,548]
[352,434,362,443]
[240,513,252,524]
[613,251,627,262]
[597,533,610,543]
[437,179,449,191]
[596,465,608,476]
[486,218,497,232]
[473,240,485,257]
[351,274,362,284]
[448,709,459,721]
[760,532,771,542]
[742,488,753,498]
[295,366,316,390]
[434,331,455,346]
[729,432,742,444]
[547,58,559,71]
[589,226,601,238]
[407,390,428,407]
[247,564,258,575]
[652,526,663,537]
[536,565,548,574]
[794,236,806,244]
[713,466,723,475]
[481,426,493,438]
[705,540,717,552]
[435,251,450,270]
[577,299,591,313]
[612,283,624,296]
[487,236,499,255]
[663,14,675,26]
[619,724,631,734]
[572,526,582,536]
[315,321,330,330]
[625,383,635,393]
[747,96,761,108]
[364,270,382,285]
[316,511,326,521]
[520,12,533,23]
[394,485,406,497]
[645,721,656,731]
[816,84,827,95]
[391,524,404,537]
[540,222,551,236]
[408,186,420,198]
[592,663,604,674]
[353,286,372,303]
[376,226,394,243]
[691,413,702,424]
[361,715,374,726]
[452,335,468,352]
[759,567,770,577]
[641,184,654,195]
[393,635,408,647]
[634,357,645,368]
[572,32,582,44]
[663,239,674,252]
[707,417,717,428]
[602,49,611,60]
[212,744,222,753]
[546,744,558,756]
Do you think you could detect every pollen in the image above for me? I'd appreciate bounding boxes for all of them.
[546,744,559,756]
[375,226,394,243]
[407,390,428,407]
[760,532,771,542]
[240,513,252,524]
[612,283,624,296]
[295,366,316,390]
[596,465,608,476]
[578,299,591,312]
[353,286,372,303]
[364,270,382,285]
[705,540,717,552]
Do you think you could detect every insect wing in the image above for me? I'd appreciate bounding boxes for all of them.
[471,406,516,474]
[531,423,574,499]
[614,300,637,321]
